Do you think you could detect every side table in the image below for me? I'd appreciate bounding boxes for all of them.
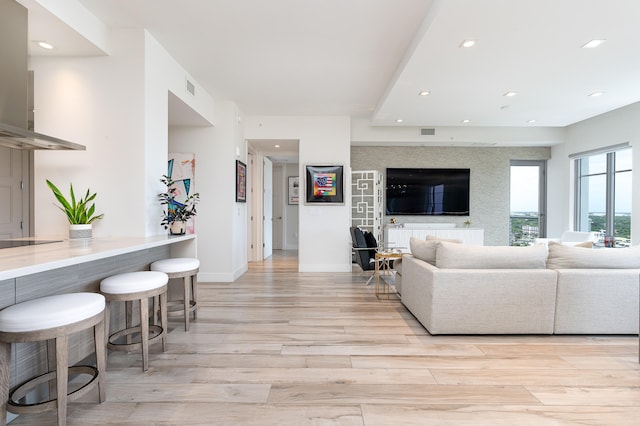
[375,251,403,300]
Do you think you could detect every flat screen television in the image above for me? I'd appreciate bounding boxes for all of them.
[385,168,470,216]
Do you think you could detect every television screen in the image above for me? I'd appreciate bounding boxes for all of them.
[385,168,470,216]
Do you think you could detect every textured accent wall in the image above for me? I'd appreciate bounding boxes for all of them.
[351,146,550,245]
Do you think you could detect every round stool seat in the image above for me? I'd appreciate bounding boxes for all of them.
[150,258,200,274]
[0,292,105,333]
[100,271,168,294]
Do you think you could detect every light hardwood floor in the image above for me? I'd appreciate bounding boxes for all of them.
[11,250,640,425]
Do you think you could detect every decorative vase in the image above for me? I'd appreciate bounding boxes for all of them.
[69,224,92,239]
[169,221,186,235]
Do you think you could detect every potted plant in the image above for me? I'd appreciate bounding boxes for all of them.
[158,175,200,235]
[46,179,104,239]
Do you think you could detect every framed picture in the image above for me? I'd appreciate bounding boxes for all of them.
[305,165,344,204]
[288,176,299,205]
[236,160,247,202]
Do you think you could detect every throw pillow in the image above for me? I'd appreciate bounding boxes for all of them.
[546,241,640,269]
[410,237,438,265]
[436,241,548,269]
[410,236,462,265]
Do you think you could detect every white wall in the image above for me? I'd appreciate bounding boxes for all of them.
[245,116,351,272]
[170,101,247,282]
[32,29,215,239]
[546,142,570,238]
[32,29,147,238]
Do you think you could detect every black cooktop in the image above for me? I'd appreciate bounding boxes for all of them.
[0,240,62,249]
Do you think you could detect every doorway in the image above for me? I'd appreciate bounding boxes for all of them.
[246,140,299,262]
[510,160,547,245]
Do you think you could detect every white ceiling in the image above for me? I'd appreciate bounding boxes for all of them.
[24,0,640,135]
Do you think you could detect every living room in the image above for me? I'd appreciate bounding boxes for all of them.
[2,1,640,424]
[7,0,635,280]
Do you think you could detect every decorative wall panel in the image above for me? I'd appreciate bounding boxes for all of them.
[351,170,383,244]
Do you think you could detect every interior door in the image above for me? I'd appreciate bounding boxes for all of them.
[272,165,283,250]
[263,157,273,259]
[0,147,27,238]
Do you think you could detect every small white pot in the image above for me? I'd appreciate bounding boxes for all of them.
[69,224,92,239]
[169,221,186,235]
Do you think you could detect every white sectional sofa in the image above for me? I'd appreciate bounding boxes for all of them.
[400,238,640,335]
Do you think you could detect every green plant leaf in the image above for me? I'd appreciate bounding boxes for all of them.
[46,179,103,225]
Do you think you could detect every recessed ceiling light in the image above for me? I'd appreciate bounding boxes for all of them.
[36,41,54,50]
[396,118,404,123]
[459,39,476,48]
[462,119,471,123]
[527,119,537,124]
[418,90,430,96]
[589,91,605,97]
[274,144,280,148]
[582,39,606,49]
[503,91,518,97]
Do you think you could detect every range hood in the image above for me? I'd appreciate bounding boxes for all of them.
[0,122,86,150]
[0,0,86,151]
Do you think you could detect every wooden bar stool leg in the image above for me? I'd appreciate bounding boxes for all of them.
[152,296,160,325]
[160,291,168,352]
[103,300,111,357]
[140,297,150,371]
[94,319,106,403]
[46,339,57,401]
[0,342,10,426]
[183,277,190,331]
[192,274,198,320]
[55,335,69,426]
[125,301,133,345]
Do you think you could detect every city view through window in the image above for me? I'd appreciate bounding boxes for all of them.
[511,214,631,247]
[509,159,631,247]
[510,165,542,246]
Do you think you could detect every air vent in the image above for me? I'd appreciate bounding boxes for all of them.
[186,79,196,96]
[420,128,435,136]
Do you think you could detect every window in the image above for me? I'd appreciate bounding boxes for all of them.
[574,147,632,246]
[509,161,547,246]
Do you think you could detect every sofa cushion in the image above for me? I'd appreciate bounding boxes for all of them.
[436,241,548,269]
[410,236,461,265]
[547,241,640,269]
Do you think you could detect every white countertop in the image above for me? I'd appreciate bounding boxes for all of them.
[0,234,195,281]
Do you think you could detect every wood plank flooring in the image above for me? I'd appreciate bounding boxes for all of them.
[10,250,640,425]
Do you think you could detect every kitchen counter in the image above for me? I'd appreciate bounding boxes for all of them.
[0,233,196,392]
[0,234,195,281]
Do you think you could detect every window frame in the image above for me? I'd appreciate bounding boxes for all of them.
[573,146,631,239]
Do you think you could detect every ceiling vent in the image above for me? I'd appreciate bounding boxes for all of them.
[420,128,435,136]
[186,78,196,96]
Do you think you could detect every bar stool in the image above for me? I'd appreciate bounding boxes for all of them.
[100,271,168,372]
[150,258,200,331]
[0,292,106,426]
